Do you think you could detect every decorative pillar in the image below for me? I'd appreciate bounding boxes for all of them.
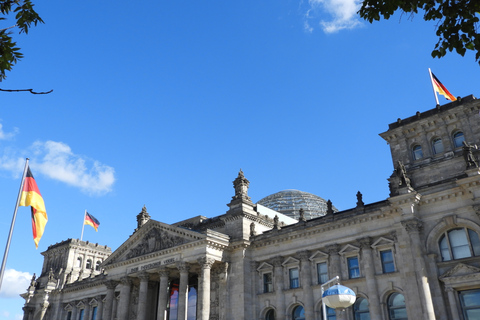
[272,256,285,320]
[137,272,150,320]
[83,299,91,320]
[102,280,117,320]
[358,237,382,319]
[177,262,190,320]
[326,244,341,280]
[197,257,215,320]
[402,219,436,320]
[96,295,104,320]
[298,251,314,319]
[71,304,78,320]
[157,268,170,320]
[446,287,461,320]
[117,277,132,320]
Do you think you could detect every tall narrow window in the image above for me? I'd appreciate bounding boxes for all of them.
[265,309,275,320]
[317,262,328,284]
[263,272,273,293]
[79,309,85,320]
[91,306,97,320]
[380,250,395,273]
[86,259,92,269]
[432,138,444,154]
[167,281,179,320]
[387,293,408,320]
[66,311,72,320]
[439,228,480,261]
[347,257,360,279]
[186,286,197,320]
[95,261,101,271]
[289,268,299,289]
[353,298,370,320]
[412,145,423,160]
[292,306,305,320]
[459,289,480,320]
[76,257,82,268]
[453,131,465,148]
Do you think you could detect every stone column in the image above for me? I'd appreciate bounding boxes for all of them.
[446,287,461,320]
[250,261,258,319]
[402,219,436,320]
[83,299,91,320]
[157,268,169,320]
[103,280,117,320]
[117,277,132,320]
[298,251,314,320]
[177,262,190,320]
[272,256,285,320]
[197,257,215,320]
[137,272,150,320]
[96,295,104,320]
[71,304,78,320]
[358,237,382,319]
[326,244,341,280]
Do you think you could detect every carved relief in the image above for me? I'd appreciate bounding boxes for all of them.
[126,228,187,259]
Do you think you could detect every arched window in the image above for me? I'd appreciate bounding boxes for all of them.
[321,306,336,320]
[432,138,444,154]
[95,260,101,271]
[86,259,92,269]
[353,298,370,320]
[387,293,408,320]
[439,228,480,261]
[76,257,82,268]
[265,309,275,320]
[292,305,305,320]
[412,145,423,160]
[453,131,465,148]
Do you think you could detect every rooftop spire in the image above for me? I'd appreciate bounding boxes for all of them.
[136,205,150,229]
[232,169,251,201]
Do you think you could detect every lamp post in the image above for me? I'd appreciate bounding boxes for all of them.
[321,276,356,320]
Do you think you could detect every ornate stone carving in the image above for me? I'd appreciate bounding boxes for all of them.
[297,250,310,261]
[250,222,256,236]
[327,200,334,215]
[271,256,283,267]
[176,261,190,273]
[273,215,280,230]
[358,237,372,249]
[232,169,251,201]
[356,191,364,207]
[198,257,215,269]
[326,244,339,255]
[299,208,306,222]
[462,141,479,169]
[395,161,412,188]
[158,267,169,278]
[126,228,187,259]
[136,205,151,229]
[402,218,423,233]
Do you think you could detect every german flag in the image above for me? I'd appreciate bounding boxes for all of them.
[19,167,47,248]
[84,212,100,231]
[431,72,456,101]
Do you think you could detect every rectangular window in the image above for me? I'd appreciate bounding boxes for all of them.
[79,309,84,320]
[317,262,328,284]
[263,272,273,293]
[289,268,299,289]
[66,311,72,320]
[347,257,360,279]
[459,289,480,320]
[91,306,97,320]
[381,250,395,273]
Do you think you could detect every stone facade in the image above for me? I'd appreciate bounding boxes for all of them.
[22,96,480,319]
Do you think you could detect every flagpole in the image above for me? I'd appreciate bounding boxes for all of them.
[80,210,86,241]
[428,68,440,106]
[0,158,30,291]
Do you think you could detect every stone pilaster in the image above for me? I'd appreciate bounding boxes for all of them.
[445,287,461,320]
[272,256,285,320]
[117,277,132,320]
[401,218,436,320]
[177,262,190,320]
[358,237,382,320]
[298,251,314,319]
[198,257,215,320]
[157,268,169,320]
[102,280,117,320]
[96,295,104,320]
[137,272,150,320]
[326,244,341,280]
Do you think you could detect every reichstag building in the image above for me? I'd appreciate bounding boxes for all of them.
[22,96,480,320]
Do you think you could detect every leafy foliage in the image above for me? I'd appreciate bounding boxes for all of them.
[0,0,43,81]
[358,0,480,64]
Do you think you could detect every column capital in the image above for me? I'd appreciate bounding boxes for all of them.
[402,218,423,233]
[271,256,283,267]
[326,244,339,255]
[104,280,118,290]
[138,272,150,282]
[297,250,310,261]
[120,276,132,286]
[176,261,190,273]
[198,257,215,269]
[358,237,372,249]
[445,286,455,293]
[158,267,169,278]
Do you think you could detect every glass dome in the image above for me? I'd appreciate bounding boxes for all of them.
[257,189,337,220]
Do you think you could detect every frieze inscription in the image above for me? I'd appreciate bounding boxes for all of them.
[129,256,178,273]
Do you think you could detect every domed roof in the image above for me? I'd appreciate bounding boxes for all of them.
[257,189,337,220]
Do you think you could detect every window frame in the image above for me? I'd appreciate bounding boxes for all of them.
[288,267,300,289]
[453,131,465,148]
[347,256,360,279]
[353,297,370,320]
[387,292,408,320]
[432,137,444,155]
[459,288,480,320]
[438,227,480,261]
[412,144,423,160]
[380,250,396,274]
[263,272,273,293]
[316,261,329,285]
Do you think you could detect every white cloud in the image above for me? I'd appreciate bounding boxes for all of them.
[0,140,115,195]
[0,124,18,140]
[0,269,31,298]
[32,141,115,195]
[305,0,363,33]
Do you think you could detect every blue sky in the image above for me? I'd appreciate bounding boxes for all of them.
[0,0,479,318]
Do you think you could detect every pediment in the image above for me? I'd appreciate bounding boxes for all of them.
[103,220,206,266]
[282,257,300,267]
[339,244,360,255]
[257,262,273,272]
[439,263,480,280]
[309,250,328,261]
[371,237,395,249]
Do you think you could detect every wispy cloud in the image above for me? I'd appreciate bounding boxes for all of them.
[0,124,19,140]
[0,140,115,195]
[304,0,362,33]
[0,269,31,299]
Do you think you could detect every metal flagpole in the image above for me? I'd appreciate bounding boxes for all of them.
[80,210,86,241]
[428,68,440,106]
[0,158,30,291]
